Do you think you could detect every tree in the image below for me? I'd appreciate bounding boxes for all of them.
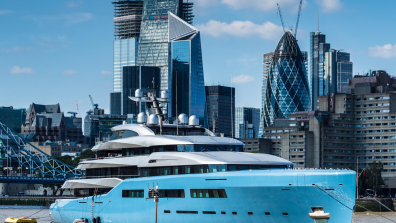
[72,149,96,167]
[348,161,385,196]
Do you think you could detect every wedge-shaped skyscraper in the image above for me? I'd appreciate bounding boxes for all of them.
[262,31,311,127]
[168,12,205,123]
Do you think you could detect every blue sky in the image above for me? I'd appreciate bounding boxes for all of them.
[1,0,396,119]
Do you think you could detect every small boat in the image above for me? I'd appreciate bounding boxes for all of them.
[4,218,37,223]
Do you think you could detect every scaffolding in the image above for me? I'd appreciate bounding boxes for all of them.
[113,0,144,39]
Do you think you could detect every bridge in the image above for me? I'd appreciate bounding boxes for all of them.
[0,118,82,184]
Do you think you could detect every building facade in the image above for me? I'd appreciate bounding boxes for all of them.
[262,31,311,128]
[84,105,127,146]
[0,106,26,133]
[238,138,271,153]
[168,12,205,121]
[22,103,84,144]
[259,52,273,137]
[235,107,260,139]
[122,66,161,115]
[110,0,196,116]
[310,31,353,109]
[205,85,235,137]
[30,141,89,157]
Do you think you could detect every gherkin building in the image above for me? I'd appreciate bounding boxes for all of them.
[263,31,311,127]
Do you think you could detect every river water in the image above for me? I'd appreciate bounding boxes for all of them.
[0,209,395,223]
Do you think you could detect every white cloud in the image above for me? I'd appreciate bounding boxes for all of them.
[369,44,396,58]
[0,10,12,15]
[67,1,82,7]
[1,46,32,53]
[10,66,34,74]
[63,69,78,75]
[196,20,283,40]
[231,74,255,83]
[221,0,307,12]
[101,70,112,75]
[315,0,342,13]
[65,13,93,25]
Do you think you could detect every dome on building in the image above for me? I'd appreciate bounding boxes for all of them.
[263,31,311,127]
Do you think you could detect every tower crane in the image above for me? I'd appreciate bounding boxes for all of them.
[294,0,303,38]
[75,101,79,117]
[89,95,98,109]
[276,3,286,33]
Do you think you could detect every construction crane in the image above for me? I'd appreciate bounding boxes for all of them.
[75,101,79,117]
[89,95,98,109]
[294,0,303,38]
[68,112,77,118]
[277,3,286,33]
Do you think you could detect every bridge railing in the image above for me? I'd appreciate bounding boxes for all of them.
[0,118,82,179]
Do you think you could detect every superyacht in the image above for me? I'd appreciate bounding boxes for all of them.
[50,90,356,223]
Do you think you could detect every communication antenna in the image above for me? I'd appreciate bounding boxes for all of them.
[75,101,79,117]
[231,74,234,138]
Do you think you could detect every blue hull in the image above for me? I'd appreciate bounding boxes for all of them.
[50,169,356,223]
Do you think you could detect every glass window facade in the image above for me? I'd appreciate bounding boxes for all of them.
[113,38,139,92]
[0,107,26,133]
[169,30,205,121]
[263,32,311,127]
[235,107,260,138]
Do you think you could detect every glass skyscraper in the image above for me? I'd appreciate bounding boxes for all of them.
[168,12,205,120]
[235,107,260,139]
[324,50,353,95]
[110,0,194,115]
[310,31,330,109]
[262,31,311,127]
[259,52,273,137]
[310,31,353,109]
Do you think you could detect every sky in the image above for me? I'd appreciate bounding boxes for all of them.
[1,0,396,120]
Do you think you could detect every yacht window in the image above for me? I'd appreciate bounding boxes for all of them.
[177,145,186,152]
[122,190,144,198]
[121,130,138,138]
[190,189,227,198]
[206,145,216,151]
[209,165,227,173]
[195,145,205,152]
[149,189,185,198]
[186,145,194,152]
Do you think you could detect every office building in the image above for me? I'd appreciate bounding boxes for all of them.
[262,31,310,128]
[310,31,353,109]
[137,0,194,92]
[310,31,330,108]
[235,107,260,139]
[168,12,205,122]
[84,105,127,146]
[110,0,195,115]
[205,85,235,137]
[260,71,396,190]
[22,103,84,144]
[238,138,271,153]
[0,106,27,133]
[259,52,273,137]
[30,141,89,157]
[122,66,161,115]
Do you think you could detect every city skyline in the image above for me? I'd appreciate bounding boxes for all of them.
[1,0,396,118]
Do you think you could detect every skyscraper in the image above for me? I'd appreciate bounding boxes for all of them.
[110,0,195,116]
[137,0,193,92]
[168,12,205,121]
[310,31,330,109]
[205,85,235,137]
[259,52,273,137]
[235,107,260,139]
[262,31,311,127]
[111,0,144,114]
[324,49,353,95]
[310,31,353,109]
